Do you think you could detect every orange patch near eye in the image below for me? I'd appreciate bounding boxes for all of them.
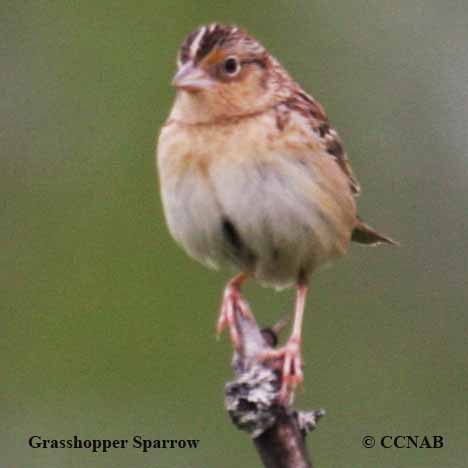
[202,47,227,66]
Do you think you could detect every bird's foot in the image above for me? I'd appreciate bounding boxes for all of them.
[259,336,304,404]
[216,281,253,350]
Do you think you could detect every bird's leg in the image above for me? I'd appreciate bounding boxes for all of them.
[216,273,252,350]
[260,283,307,403]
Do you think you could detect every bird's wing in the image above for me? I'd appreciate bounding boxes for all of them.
[280,90,361,196]
[276,91,397,246]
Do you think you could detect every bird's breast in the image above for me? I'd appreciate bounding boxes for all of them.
[157,114,356,287]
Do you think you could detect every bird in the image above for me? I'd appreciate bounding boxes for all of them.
[156,23,396,402]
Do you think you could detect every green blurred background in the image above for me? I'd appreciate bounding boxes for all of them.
[2,1,467,467]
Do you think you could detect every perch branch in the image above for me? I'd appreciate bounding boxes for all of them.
[224,306,325,468]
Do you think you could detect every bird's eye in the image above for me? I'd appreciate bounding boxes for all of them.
[223,57,239,75]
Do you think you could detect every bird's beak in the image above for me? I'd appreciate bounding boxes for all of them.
[171,62,214,92]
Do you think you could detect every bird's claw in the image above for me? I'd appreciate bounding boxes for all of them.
[259,336,304,404]
[216,284,252,350]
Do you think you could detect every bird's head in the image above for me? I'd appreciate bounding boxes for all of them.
[170,24,290,123]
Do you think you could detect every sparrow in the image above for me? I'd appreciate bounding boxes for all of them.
[157,24,396,402]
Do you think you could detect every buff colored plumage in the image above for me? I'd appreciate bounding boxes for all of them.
[157,24,395,402]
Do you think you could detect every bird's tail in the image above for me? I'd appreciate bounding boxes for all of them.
[351,217,398,246]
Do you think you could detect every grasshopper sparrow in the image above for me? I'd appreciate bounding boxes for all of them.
[157,24,396,402]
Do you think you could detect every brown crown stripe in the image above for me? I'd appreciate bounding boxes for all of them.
[195,25,236,62]
[179,24,266,67]
[179,24,239,65]
[179,28,200,64]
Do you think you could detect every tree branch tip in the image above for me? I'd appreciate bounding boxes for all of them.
[297,409,326,434]
[223,300,320,467]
